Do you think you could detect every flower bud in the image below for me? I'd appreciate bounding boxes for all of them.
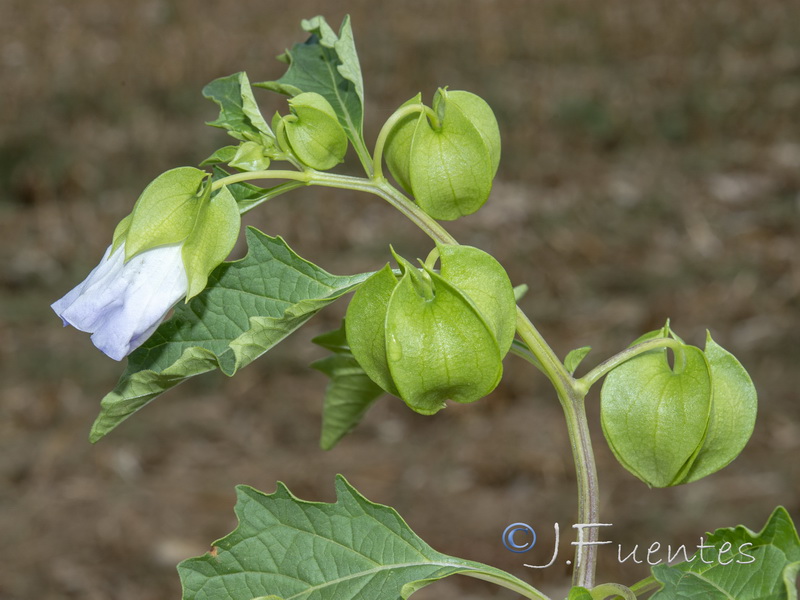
[229,141,271,171]
[384,89,501,220]
[281,92,348,170]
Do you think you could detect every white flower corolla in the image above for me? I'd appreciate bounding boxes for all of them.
[51,242,188,361]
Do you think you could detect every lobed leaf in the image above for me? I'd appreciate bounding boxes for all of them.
[178,476,546,600]
[203,71,272,142]
[89,229,370,442]
[650,506,800,600]
[257,15,365,150]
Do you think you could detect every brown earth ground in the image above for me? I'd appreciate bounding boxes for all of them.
[1,1,799,598]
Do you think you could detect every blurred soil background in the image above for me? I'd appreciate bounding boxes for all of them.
[1,0,799,598]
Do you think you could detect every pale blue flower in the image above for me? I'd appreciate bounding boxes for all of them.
[52,242,187,360]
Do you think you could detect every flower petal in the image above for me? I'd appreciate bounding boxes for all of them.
[52,242,188,360]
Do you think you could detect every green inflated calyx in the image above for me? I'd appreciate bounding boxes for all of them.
[114,167,241,301]
[384,89,501,221]
[124,167,209,260]
[386,267,502,414]
[281,92,348,170]
[674,331,757,484]
[229,141,272,171]
[600,324,757,487]
[345,244,515,415]
[181,186,241,300]
[343,264,399,396]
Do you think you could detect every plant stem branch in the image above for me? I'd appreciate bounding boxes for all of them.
[306,171,456,245]
[461,570,552,600]
[210,168,603,589]
[210,170,311,191]
[371,102,436,180]
[577,337,686,392]
[515,310,600,589]
[350,134,376,178]
[628,575,662,597]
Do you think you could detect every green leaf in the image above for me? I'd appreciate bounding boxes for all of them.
[311,353,383,450]
[125,167,208,259]
[650,506,800,600]
[257,15,365,151]
[600,344,712,487]
[89,229,370,442]
[311,320,351,354]
[200,145,239,166]
[311,321,385,450]
[565,346,592,375]
[177,476,547,600]
[203,72,272,142]
[676,332,758,484]
[181,186,241,300]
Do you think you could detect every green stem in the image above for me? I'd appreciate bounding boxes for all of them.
[371,102,437,180]
[303,171,457,246]
[577,337,687,392]
[209,168,603,589]
[310,171,604,587]
[509,339,545,374]
[461,570,552,600]
[234,180,307,214]
[515,311,600,590]
[370,180,456,245]
[628,575,662,598]
[590,583,637,600]
[351,134,376,178]
[210,169,311,192]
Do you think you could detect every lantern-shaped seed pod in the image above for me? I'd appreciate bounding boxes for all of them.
[345,244,516,415]
[600,325,757,487]
[279,92,348,170]
[384,89,501,221]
